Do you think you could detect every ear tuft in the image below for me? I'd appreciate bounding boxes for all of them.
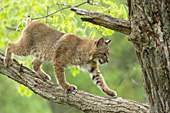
[105,40,111,45]
[96,38,104,47]
[26,16,31,25]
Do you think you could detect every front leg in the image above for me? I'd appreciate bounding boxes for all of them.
[31,58,51,81]
[88,63,117,97]
[53,62,77,93]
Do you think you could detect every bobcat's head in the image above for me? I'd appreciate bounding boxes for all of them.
[92,38,111,65]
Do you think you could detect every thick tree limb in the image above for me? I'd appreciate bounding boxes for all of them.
[71,7,131,35]
[0,51,150,113]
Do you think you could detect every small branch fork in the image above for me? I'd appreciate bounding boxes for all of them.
[32,0,92,20]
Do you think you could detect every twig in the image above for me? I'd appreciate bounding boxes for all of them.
[32,6,70,20]
[129,74,142,86]
[115,70,131,91]
[19,63,23,72]
[56,3,71,7]
[32,0,89,20]
[0,5,9,11]
[5,26,20,31]
[87,0,99,5]
[46,6,49,23]
[115,63,140,90]
[57,3,66,20]
[74,0,89,7]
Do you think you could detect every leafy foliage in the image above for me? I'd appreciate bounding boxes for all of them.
[81,0,128,37]
[18,84,33,97]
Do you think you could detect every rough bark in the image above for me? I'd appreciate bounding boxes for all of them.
[71,7,131,35]
[127,0,170,113]
[70,1,170,113]
[0,51,150,112]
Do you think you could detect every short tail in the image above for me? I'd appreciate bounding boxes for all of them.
[26,16,31,25]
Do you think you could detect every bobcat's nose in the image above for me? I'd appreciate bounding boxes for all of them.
[105,57,109,63]
[106,59,109,63]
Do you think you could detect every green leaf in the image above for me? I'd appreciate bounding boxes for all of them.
[91,31,96,39]
[119,4,128,20]
[103,0,118,9]
[18,84,32,97]
[61,22,66,29]
[26,89,32,97]
[17,21,25,31]
[60,0,65,3]
[102,32,107,36]
[69,67,80,77]
[68,0,75,3]
[89,31,96,39]
[119,4,123,16]
[107,29,114,36]
[45,0,51,7]
[67,12,75,19]
[18,84,26,96]
[87,23,93,29]
[66,26,73,33]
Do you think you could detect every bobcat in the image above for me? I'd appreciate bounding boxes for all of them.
[4,16,117,97]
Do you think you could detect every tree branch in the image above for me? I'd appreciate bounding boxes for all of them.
[71,7,131,35]
[31,1,130,35]
[0,51,150,113]
[32,0,89,20]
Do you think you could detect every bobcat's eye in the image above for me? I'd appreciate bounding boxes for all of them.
[103,53,107,56]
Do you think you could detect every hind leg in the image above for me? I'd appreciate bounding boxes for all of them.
[31,58,51,80]
[4,42,13,67]
[4,41,31,67]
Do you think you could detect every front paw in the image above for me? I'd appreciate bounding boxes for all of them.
[65,85,77,94]
[103,89,117,97]
[107,90,117,97]
[4,58,13,67]
[42,75,51,81]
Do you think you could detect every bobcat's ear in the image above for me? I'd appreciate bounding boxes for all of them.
[105,40,111,45]
[96,38,104,47]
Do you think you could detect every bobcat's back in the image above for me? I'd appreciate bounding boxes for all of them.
[22,21,65,62]
[53,33,96,66]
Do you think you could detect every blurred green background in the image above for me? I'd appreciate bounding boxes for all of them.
[0,0,147,113]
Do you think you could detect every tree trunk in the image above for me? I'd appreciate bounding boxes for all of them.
[71,0,170,112]
[127,0,170,113]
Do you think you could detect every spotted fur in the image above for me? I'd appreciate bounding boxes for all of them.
[4,16,117,97]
